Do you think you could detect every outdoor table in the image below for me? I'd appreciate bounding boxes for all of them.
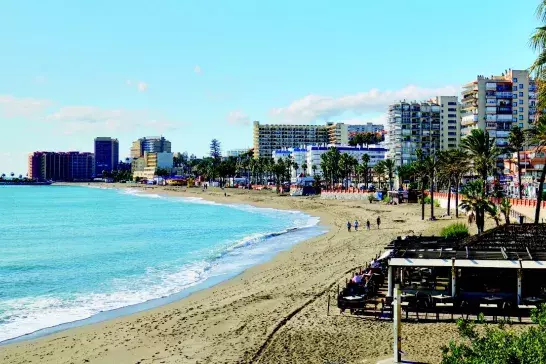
[431,294,450,302]
[343,296,364,301]
[524,296,544,304]
[482,296,502,302]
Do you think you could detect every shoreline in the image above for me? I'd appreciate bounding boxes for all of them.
[1,184,327,346]
[2,184,467,364]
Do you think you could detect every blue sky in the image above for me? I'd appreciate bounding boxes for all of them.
[0,0,539,174]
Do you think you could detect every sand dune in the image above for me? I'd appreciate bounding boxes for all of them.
[1,186,472,364]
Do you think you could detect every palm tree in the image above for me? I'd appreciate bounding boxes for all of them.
[526,119,546,223]
[423,153,439,220]
[312,164,317,178]
[339,153,356,190]
[373,161,386,189]
[500,197,512,225]
[459,180,496,234]
[301,161,308,176]
[450,149,471,219]
[361,154,370,188]
[396,163,414,190]
[508,125,525,199]
[293,162,299,180]
[383,159,396,190]
[415,149,427,220]
[460,129,501,194]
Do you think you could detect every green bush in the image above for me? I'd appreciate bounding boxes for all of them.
[440,223,469,239]
[422,195,440,207]
[367,193,375,203]
[442,305,546,363]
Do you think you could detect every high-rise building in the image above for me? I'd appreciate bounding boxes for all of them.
[461,69,537,146]
[253,121,330,159]
[432,96,461,150]
[387,100,442,166]
[325,122,385,145]
[94,137,119,175]
[28,152,95,181]
[132,152,174,181]
[130,137,171,159]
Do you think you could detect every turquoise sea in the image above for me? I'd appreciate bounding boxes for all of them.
[0,186,324,342]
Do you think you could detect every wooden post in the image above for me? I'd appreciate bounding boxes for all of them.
[393,284,402,363]
[327,292,331,316]
[451,258,456,297]
[517,269,522,304]
[388,265,394,297]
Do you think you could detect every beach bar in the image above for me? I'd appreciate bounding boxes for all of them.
[380,224,546,320]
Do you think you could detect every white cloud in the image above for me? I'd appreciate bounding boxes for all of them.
[269,84,460,123]
[227,110,250,126]
[46,106,182,135]
[125,79,149,92]
[0,95,52,118]
[194,65,202,74]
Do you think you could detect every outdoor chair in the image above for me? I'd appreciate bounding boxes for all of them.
[518,295,537,322]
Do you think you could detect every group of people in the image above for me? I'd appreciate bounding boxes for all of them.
[347,216,381,232]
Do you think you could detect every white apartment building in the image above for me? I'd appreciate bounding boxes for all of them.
[226,149,251,158]
[461,69,537,147]
[387,100,444,166]
[433,96,461,150]
[272,148,307,181]
[306,145,387,178]
[253,121,329,159]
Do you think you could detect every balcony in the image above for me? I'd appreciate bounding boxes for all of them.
[486,82,497,90]
[496,92,513,98]
[496,131,510,138]
[529,92,537,99]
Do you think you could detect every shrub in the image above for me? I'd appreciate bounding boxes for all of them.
[367,193,375,203]
[440,223,469,239]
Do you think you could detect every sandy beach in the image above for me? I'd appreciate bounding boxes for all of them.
[1,185,472,364]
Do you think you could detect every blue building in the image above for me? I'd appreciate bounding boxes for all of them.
[94,137,119,175]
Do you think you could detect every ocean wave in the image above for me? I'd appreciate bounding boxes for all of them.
[0,189,325,343]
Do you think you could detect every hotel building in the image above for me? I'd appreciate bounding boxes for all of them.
[253,121,330,159]
[387,100,443,166]
[131,137,172,159]
[273,145,387,181]
[28,151,95,181]
[461,69,537,146]
[94,137,119,174]
[253,121,385,159]
[132,152,174,181]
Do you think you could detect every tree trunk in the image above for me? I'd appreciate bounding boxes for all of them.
[455,178,460,219]
[535,163,546,224]
[477,208,484,234]
[517,151,522,200]
[447,180,452,216]
[430,173,434,220]
[421,184,425,221]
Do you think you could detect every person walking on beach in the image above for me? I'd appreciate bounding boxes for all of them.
[366,220,371,230]
[354,220,359,231]
[377,216,381,229]
[347,221,352,232]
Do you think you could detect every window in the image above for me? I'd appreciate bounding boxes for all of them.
[448,132,457,136]
[520,92,524,97]
[448,119,457,124]
[513,93,518,98]
[519,84,524,89]
[448,114,456,118]
[519,123,524,128]
[519,115,524,120]
[513,86,518,91]
[448,138,456,141]
[513,117,518,122]
[513,109,518,114]
[448,126,456,130]
[448,108,457,112]
[513,77,518,82]
[519,107,524,112]
[513,102,517,107]
[519,99,524,105]
[448,102,457,106]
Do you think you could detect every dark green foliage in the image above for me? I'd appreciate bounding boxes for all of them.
[440,223,469,239]
[441,305,546,363]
